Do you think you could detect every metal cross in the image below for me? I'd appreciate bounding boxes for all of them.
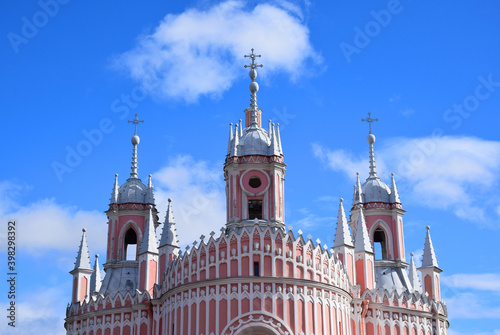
[244,48,263,70]
[361,112,378,134]
[128,114,144,135]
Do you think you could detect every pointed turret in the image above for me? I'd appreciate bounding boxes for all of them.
[70,229,94,303]
[227,123,233,155]
[110,174,119,204]
[159,199,181,281]
[74,228,91,270]
[354,208,375,292]
[334,199,353,247]
[89,254,102,295]
[276,123,283,154]
[390,173,401,203]
[408,252,421,293]
[269,123,281,155]
[138,207,159,294]
[159,199,180,248]
[145,174,155,204]
[333,199,355,283]
[421,226,438,267]
[232,123,239,156]
[354,208,373,253]
[418,226,443,300]
[139,207,159,255]
[353,172,363,205]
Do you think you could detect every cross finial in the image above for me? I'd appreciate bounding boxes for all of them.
[128,114,144,135]
[361,112,378,134]
[244,48,263,70]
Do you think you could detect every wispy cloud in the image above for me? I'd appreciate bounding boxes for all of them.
[117,0,320,102]
[153,155,226,248]
[442,273,500,293]
[0,183,106,253]
[313,136,500,226]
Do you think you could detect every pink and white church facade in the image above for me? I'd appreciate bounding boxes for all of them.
[65,50,449,335]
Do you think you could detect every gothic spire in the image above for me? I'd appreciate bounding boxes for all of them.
[89,254,102,294]
[390,173,401,203]
[334,198,353,247]
[353,172,363,204]
[110,174,119,204]
[139,207,158,255]
[276,123,283,154]
[145,174,155,204]
[159,199,180,248]
[227,123,233,155]
[361,113,379,180]
[408,252,422,293]
[128,114,144,179]
[421,226,438,267]
[74,228,91,270]
[354,208,373,253]
[244,48,263,127]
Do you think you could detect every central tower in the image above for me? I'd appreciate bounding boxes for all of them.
[224,49,286,232]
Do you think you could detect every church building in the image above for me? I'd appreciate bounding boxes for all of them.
[65,50,449,335]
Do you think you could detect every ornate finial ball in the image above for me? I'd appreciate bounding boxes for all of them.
[168,198,172,202]
[249,81,259,93]
[95,254,99,258]
[410,252,414,257]
[340,198,344,203]
[115,173,118,177]
[82,228,86,232]
[367,133,376,144]
[249,69,257,80]
[131,135,140,145]
[426,225,430,230]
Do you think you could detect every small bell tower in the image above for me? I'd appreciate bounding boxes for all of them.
[418,226,443,300]
[224,49,286,232]
[70,229,93,303]
[350,113,406,263]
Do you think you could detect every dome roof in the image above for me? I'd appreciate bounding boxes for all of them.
[361,177,391,203]
[117,178,149,204]
[238,128,271,156]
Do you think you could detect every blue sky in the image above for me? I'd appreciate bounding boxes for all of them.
[1,0,500,334]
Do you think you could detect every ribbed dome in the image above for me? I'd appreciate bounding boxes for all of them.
[238,128,270,156]
[118,178,149,204]
[361,178,391,203]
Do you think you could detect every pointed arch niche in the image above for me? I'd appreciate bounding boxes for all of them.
[117,221,143,261]
[369,220,394,261]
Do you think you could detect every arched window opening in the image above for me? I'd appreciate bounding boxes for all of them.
[248,199,263,219]
[124,228,138,261]
[373,227,388,260]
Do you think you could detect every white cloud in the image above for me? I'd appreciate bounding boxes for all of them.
[312,143,376,179]
[0,286,68,335]
[0,183,107,254]
[152,155,226,248]
[313,136,500,225]
[442,273,500,293]
[445,291,500,319]
[117,0,320,102]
